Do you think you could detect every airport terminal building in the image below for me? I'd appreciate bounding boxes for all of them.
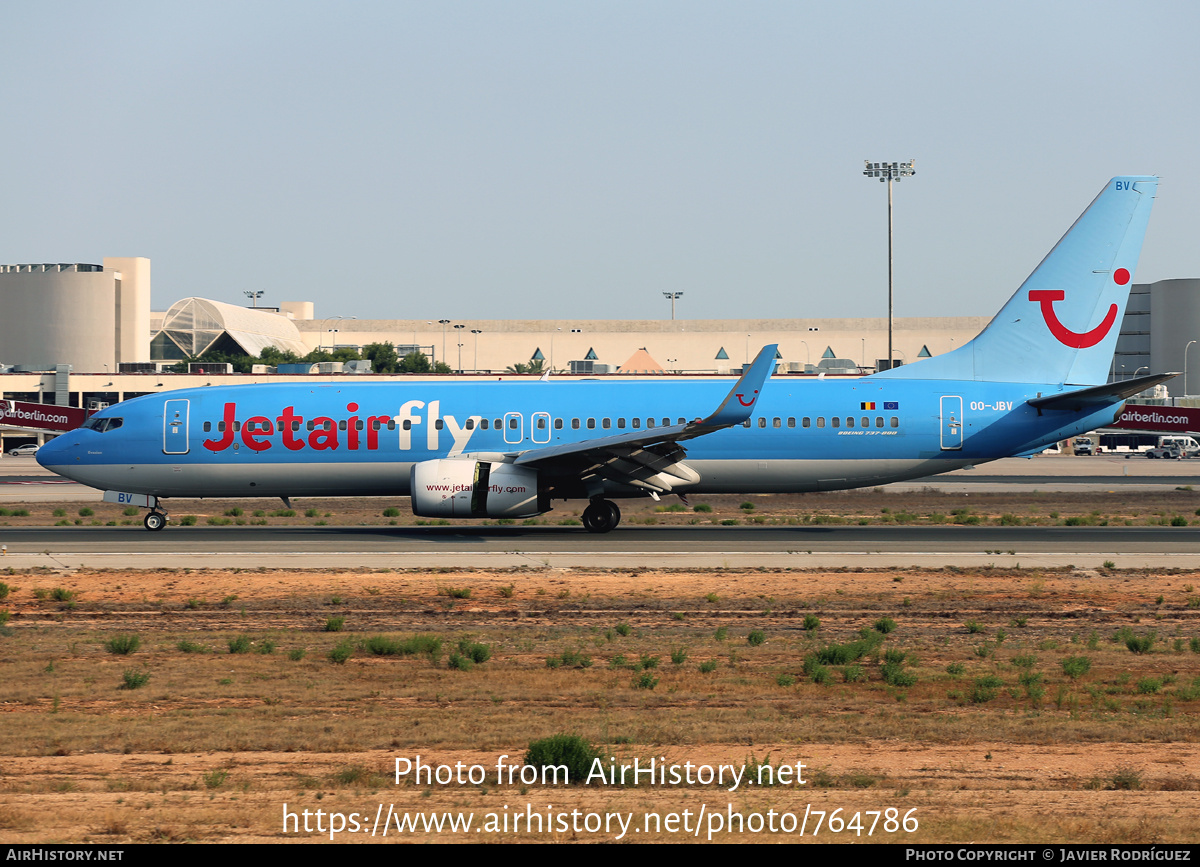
[2,256,1199,450]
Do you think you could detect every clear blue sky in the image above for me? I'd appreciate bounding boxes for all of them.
[3,1,1197,321]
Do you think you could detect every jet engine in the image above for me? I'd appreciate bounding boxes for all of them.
[410,459,548,518]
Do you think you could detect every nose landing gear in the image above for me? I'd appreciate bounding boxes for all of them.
[143,510,168,531]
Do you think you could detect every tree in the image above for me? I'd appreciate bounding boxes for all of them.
[398,351,431,374]
[505,359,545,375]
[363,342,400,374]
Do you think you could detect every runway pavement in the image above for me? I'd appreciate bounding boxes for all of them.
[0,523,1197,572]
[2,454,1198,571]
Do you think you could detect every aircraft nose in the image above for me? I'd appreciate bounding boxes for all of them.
[36,435,73,469]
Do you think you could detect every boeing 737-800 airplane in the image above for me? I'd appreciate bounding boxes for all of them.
[38,177,1167,533]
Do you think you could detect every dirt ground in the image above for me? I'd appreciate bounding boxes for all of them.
[1,557,1199,844]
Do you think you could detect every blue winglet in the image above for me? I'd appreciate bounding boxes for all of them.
[702,344,778,427]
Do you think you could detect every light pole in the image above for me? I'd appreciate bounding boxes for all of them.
[1186,341,1197,396]
[863,160,916,369]
[454,324,466,373]
[471,329,482,372]
[799,340,810,366]
[663,291,683,320]
[550,327,561,373]
[438,320,450,368]
[320,315,353,351]
[244,290,264,307]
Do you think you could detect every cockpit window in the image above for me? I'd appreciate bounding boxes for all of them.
[81,417,123,433]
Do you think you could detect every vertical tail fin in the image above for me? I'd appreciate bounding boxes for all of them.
[876,176,1158,385]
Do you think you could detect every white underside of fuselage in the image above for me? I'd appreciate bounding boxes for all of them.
[43,457,977,501]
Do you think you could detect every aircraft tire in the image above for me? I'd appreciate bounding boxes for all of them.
[583,500,620,533]
[144,511,167,531]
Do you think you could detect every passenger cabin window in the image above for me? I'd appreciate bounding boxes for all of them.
[831,417,840,428]
[632,418,641,429]
[758,418,766,428]
[587,418,596,429]
[890,417,899,428]
[802,417,811,428]
[571,418,580,430]
[602,418,611,429]
[816,417,825,428]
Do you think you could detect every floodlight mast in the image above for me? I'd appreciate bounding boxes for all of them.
[862,160,915,370]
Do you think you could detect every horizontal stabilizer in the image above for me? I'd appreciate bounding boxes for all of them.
[1027,372,1178,412]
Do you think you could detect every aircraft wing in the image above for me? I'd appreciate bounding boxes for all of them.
[509,345,777,493]
[1027,372,1178,412]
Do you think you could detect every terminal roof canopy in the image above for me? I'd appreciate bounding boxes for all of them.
[151,297,310,360]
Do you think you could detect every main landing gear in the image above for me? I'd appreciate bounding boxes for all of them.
[582,499,621,534]
[143,510,168,531]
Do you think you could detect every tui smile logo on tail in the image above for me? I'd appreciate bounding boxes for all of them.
[1028,268,1127,349]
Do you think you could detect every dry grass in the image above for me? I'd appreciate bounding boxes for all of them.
[1,563,1199,842]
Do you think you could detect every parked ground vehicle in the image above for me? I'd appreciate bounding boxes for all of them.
[1073,437,1095,456]
[7,443,39,457]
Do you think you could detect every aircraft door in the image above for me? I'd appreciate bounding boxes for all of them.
[531,411,551,444]
[163,399,190,454]
[503,412,523,445]
[940,396,963,450]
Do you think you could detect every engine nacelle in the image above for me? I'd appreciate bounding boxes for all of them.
[410,459,547,518]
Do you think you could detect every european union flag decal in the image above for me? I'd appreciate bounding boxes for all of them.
[883,401,899,410]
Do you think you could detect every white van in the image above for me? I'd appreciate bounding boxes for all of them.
[1158,436,1200,453]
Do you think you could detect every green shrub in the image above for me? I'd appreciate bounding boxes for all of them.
[965,620,985,634]
[1012,653,1038,669]
[670,647,688,665]
[178,515,197,526]
[228,635,251,654]
[970,675,1004,703]
[255,639,276,655]
[747,629,766,647]
[698,660,718,673]
[713,626,728,641]
[693,503,713,513]
[288,647,306,661]
[447,653,474,671]
[324,617,345,632]
[78,507,94,517]
[457,638,491,664]
[524,734,599,785]
[815,632,883,665]
[51,588,76,603]
[438,586,472,599]
[1125,633,1156,654]
[329,640,354,664]
[802,614,820,631]
[176,640,208,653]
[120,669,150,690]
[105,634,140,655]
[615,623,631,637]
[633,672,659,690]
[776,673,796,687]
[873,617,897,634]
[842,664,866,683]
[1061,656,1091,679]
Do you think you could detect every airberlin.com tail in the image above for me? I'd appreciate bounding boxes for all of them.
[875,176,1158,386]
